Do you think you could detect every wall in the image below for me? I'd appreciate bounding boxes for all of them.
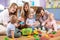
[45,8,60,21]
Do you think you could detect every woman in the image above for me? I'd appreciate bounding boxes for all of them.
[0,3,18,34]
[18,2,35,29]
[36,7,49,30]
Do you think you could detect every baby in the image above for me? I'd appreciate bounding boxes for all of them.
[42,13,57,33]
[6,15,21,40]
[26,13,40,30]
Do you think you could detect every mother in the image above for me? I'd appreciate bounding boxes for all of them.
[0,3,18,34]
[18,2,35,29]
[36,7,49,30]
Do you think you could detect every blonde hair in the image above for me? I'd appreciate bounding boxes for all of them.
[10,15,17,24]
[9,3,18,16]
[9,3,18,8]
[48,13,54,19]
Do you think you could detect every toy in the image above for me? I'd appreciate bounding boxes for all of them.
[40,36,49,40]
[51,31,56,34]
[38,30,42,34]
[19,22,24,25]
[34,28,38,34]
[27,28,32,35]
[21,28,27,35]
[45,34,50,38]
[35,37,40,40]
[27,28,32,38]
[21,28,32,36]
[33,34,38,38]
[48,34,54,38]
[4,37,9,40]
[33,34,39,40]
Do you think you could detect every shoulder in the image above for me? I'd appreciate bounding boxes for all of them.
[0,9,9,16]
[45,10,49,14]
[7,23,15,28]
[0,9,8,14]
[52,20,56,23]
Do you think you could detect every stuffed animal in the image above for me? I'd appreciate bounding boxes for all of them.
[21,28,32,35]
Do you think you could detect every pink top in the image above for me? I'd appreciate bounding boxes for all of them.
[42,19,57,31]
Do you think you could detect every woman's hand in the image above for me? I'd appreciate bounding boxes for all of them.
[18,17,24,22]
[14,23,20,28]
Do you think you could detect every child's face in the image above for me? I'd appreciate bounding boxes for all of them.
[29,14,34,19]
[49,14,54,20]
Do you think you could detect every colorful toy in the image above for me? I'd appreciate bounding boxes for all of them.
[34,28,38,34]
[35,37,40,40]
[19,22,24,25]
[40,36,49,40]
[33,34,38,38]
[51,31,56,34]
[27,28,33,38]
[38,30,42,34]
[48,34,54,38]
[45,34,50,38]
[21,28,32,36]
[27,28,32,34]
[4,37,9,40]
[21,28,27,35]
[33,34,39,40]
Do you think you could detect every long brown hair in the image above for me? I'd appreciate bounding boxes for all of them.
[36,7,44,20]
[21,2,30,19]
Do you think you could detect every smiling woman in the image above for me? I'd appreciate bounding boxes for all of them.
[0,3,18,34]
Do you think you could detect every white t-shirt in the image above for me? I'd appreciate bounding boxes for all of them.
[0,9,10,25]
[6,23,15,36]
[26,18,36,25]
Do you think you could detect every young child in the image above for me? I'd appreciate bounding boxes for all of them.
[42,13,57,33]
[6,15,21,40]
[26,13,40,30]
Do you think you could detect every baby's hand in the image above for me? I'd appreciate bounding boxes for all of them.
[18,17,24,22]
[30,24,33,26]
[33,21,40,26]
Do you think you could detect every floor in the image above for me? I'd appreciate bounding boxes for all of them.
[0,22,60,40]
[0,30,60,40]
[0,36,34,40]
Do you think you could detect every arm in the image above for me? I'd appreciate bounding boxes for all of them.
[42,20,47,26]
[33,21,40,26]
[14,23,20,28]
[18,17,24,22]
[3,15,9,26]
[10,25,15,40]
[11,30,14,39]
[26,19,33,26]
[52,20,57,31]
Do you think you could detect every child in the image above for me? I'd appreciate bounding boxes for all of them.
[6,15,21,40]
[42,13,57,33]
[26,13,40,30]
